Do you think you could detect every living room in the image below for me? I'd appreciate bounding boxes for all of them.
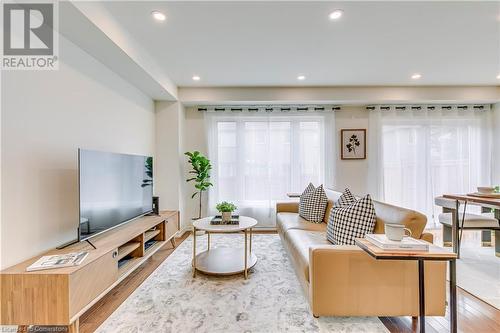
[1,1,499,333]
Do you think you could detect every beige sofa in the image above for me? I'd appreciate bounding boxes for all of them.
[277,189,446,317]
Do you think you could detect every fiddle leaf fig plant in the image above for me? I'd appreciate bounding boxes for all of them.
[141,157,153,188]
[185,151,213,219]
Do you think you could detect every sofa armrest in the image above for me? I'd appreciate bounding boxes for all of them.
[276,201,299,214]
[308,245,446,317]
[420,232,434,243]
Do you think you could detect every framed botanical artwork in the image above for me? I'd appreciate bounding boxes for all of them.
[340,129,366,160]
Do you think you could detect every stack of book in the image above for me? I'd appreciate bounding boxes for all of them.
[210,215,240,225]
[365,234,429,251]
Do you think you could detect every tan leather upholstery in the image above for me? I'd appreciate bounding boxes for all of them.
[276,189,446,317]
[309,245,446,316]
[277,213,327,234]
[284,230,330,282]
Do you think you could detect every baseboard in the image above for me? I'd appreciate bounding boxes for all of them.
[177,226,191,237]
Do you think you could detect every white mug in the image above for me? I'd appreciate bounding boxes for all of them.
[385,223,412,241]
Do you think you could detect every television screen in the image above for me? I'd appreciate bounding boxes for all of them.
[78,149,153,241]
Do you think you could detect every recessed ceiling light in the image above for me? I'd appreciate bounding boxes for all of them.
[151,11,166,21]
[329,9,343,20]
[192,75,201,81]
[297,75,306,81]
[496,73,500,79]
[411,73,422,80]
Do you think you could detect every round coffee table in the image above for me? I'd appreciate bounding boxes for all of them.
[192,216,258,279]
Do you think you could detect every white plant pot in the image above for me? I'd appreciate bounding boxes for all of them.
[221,212,232,223]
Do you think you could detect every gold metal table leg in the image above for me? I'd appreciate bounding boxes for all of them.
[244,229,248,279]
[192,226,197,277]
[249,228,252,254]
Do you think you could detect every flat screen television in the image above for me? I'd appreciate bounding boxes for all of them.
[78,149,153,241]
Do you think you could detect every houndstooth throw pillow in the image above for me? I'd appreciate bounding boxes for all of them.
[299,184,329,223]
[302,183,315,196]
[326,194,376,245]
[335,188,357,208]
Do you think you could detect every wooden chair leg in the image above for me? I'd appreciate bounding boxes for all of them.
[17,326,28,333]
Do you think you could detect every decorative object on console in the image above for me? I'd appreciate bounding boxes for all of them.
[326,194,376,245]
[27,251,88,272]
[299,183,328,223]
[152,196,159,215]
[341,129,366,160]
[384,223,412,241]
[185,151,213,220]
[215,201,238,223]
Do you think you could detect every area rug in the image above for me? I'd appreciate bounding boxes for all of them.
[456,245,500,309]
[96,234,388,333]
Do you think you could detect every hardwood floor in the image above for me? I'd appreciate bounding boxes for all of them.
[79,232,189,333]
[78,231,499,333]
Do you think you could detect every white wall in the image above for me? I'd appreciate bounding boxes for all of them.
[155,101,181,211]
[181,108,208,231]
[0,36,155,269]
[155,104,208,232]
[333,107,371,195]
[179,86,500,105]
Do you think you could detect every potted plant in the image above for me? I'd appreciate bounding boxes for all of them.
[185,151,213,220]
[216,201,237,223]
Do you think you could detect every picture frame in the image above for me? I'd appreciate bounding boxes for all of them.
[340,129,366,160]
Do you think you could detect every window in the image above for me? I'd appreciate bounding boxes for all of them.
[370,109,491,227]
[206,113,332,227]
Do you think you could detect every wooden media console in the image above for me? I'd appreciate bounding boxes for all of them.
[1,210,180,332]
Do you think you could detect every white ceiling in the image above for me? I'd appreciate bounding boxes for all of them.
[88,1,500,87]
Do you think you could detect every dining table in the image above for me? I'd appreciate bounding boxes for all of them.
[442,194,500,257]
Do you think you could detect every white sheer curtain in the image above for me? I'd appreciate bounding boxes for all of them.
[205,112,334,228]
[368,108,492,227]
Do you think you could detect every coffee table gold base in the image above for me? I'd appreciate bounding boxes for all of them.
[192,216,258,279]
[194,248,258,276]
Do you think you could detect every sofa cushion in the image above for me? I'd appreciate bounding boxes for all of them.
[299,184,329,223]
[327,194,376,245]
[285,229,331,282]
[277,212,327,234]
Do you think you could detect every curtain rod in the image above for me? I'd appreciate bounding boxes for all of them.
[197,105,341,112]
[366,104,490,112]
